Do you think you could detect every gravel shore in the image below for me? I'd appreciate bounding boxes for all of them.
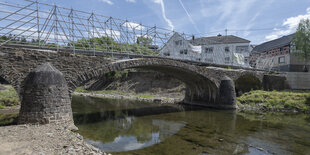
[0,123,109,155]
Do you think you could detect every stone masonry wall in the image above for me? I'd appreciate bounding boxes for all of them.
[0,47,113,95]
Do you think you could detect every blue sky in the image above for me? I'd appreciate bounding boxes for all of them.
[6,0,310,44]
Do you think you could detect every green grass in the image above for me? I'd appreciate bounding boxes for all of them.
[0,85,20,108]
[75,87,90,93]
[237,90,310,111]
[137,94,154,99]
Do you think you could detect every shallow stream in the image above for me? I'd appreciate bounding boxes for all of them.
[72,96,310,155]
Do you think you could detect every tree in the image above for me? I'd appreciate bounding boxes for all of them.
[292,19,310,72]
[136,36,152,47]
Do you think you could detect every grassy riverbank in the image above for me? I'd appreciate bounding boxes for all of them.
[237,90,310,113]
[0,85,19,109]
[75,87,173,99]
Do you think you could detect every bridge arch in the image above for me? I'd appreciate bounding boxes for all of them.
[0,68,22,110]
[234,73,262,96]
[69,58,220,107]
[0,66,22,97]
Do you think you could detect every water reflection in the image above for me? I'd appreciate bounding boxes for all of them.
[84,118,186,152]
[72,96,188,152]
[72,96,310,155]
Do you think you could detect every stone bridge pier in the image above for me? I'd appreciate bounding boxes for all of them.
[18,63,73,124]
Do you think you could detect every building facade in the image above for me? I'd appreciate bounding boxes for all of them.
[159,33,251,67]
[250,33,310,72]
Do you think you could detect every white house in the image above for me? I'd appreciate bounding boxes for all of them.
[160,33,202,61]
[160,32,251,67]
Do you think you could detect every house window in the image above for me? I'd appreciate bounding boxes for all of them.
[225,46,230,52]
[280,47,283,51]
[278,56,285,63]
[163,53,170,56]
[205,47,213,53]
[236,46,248,53]
[225,57,230,63]
[179,49,187,54]
[175,40,182,46]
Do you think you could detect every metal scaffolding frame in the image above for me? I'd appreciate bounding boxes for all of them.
[0,0,193,57]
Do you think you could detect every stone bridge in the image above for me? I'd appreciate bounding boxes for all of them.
[0,47,286,124]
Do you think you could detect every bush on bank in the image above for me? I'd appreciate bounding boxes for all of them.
[237,90,310,112]
[0,85,19,109]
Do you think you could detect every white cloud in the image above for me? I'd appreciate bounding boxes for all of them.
[265,34,278,41]
[99,29,121,39]
[150,0,174,30]
[122,22,144,30]
[125,0,136,3]
[265,7,310,41]
[99,0,113,5]
[178,0,200,33]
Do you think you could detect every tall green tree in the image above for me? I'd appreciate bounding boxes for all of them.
[292,19,310,72]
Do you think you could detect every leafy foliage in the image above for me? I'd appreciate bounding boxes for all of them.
[292,19,310,72]
[0,34,159,55]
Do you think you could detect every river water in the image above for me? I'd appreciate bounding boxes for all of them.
[72,95,310,155]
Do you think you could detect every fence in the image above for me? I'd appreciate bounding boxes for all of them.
[0,0,193,56]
